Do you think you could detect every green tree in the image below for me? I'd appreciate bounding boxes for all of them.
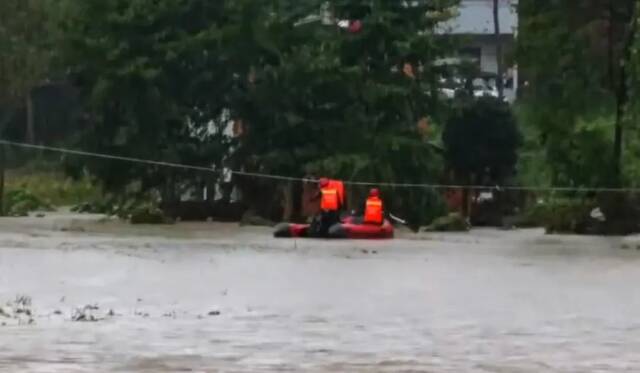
[0,0,54,110]
[228,0,458,222]
[0,0,58,213]
[55,0,235,195]
[517,0,638,188]
[443,96,522,187]
[53,0,459,223]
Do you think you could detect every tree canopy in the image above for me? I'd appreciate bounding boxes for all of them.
[12,0,640,226]
[517,0,639,188]
[443,96,522,185]
[43,0,460,219]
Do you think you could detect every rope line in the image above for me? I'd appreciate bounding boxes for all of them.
[0,140,215,173]
[0,139,637,193]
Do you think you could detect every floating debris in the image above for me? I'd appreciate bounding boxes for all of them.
[14,295,32,310]
[71,304,105,322]
[0,306,13,318]
[134,310,150,318]
[1,295,35,326]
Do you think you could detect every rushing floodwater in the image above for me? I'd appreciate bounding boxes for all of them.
[1,224,640,372]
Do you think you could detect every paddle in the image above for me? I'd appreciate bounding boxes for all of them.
[389,213,420,233]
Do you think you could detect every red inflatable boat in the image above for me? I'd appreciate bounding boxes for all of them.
[274,216,394,239]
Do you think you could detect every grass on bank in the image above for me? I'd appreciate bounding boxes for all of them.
[3,169,102,215]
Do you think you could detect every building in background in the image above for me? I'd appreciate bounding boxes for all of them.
[440,0,519,102]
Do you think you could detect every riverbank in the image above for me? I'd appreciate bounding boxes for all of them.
[2,213,640,372]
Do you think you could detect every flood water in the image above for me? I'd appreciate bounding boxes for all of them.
[2,220,640,372]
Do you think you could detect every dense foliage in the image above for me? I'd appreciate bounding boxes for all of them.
[5,0,640,228]
[517,0,639,188]
[50,0,459,223]
[443,97,522,186]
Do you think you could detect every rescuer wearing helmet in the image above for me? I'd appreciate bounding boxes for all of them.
[363,188,384,225]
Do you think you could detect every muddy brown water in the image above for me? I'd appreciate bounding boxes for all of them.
[2,217,640,372]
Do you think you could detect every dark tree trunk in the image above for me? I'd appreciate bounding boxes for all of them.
[461,173,473,218]
[26,92,35,144]
[292,180,303,223]
[612,0,638,185]
[0,145,5,215]
[282,181,294,222]
[493,0,504,99]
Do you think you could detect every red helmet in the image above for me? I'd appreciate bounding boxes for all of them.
[319,178,330,187]
[369,188,380,197]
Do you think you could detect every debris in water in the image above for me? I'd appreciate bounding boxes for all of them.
[72,304,102,322]
[134,311,150,318]
[0,295,35,325]
[16,308,31,316]
[361,250,369,254]
[15,295,32,310]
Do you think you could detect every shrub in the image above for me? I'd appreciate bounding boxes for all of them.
[3,189,53,217]
[424,213,470,232]
[517,198,596,234]
[129,203,171,225]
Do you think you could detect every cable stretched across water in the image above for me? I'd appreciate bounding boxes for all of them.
[0,138,638,193]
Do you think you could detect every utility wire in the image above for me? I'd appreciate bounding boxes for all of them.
[0,139,215,173]
[0,139,637,193]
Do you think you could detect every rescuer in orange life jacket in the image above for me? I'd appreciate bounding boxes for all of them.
[313,177,343,236]
[363,188,384,225]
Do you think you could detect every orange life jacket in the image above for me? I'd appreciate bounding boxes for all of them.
[364,196,383,224]
[328,179,345,207]
[320,188,339,211]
